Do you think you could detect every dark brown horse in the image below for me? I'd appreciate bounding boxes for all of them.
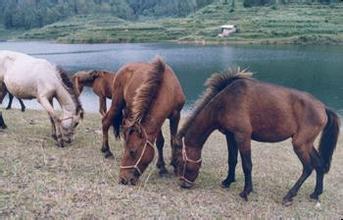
[73,70,115,116]
[174,68,340,206]
[102,57,185,185]
[0,82,25,112]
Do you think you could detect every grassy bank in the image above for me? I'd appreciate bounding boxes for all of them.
[3,2,340,44]
[0,109,342,218]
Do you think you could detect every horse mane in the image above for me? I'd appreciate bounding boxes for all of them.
[176,67,252,140]
[57,67,84,119]
[127,57,166,126]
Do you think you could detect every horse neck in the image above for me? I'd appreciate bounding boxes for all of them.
[184,107,217,159]
[55,85,76,117]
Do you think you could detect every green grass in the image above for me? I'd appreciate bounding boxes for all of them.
[0,1,339,44]
[11,1,343,44]
[0,109,342,218]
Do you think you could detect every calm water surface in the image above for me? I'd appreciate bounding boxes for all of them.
[1,41,342,115]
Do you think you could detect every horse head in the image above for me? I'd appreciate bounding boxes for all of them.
[119,121,155,185]
[173,134,202,189]
[72,70,99,97]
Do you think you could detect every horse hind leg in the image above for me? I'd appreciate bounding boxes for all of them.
[309,148,325,200]
[283,142,313,206]
[18,98,25,112]
[222,132,238,188]
[6,93,13,110]
[101,108,115,158]
[156,130,168,175]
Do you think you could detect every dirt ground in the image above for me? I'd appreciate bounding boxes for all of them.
[0,109,342,219]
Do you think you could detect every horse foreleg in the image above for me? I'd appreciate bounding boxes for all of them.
[48,99,57,140]
[6,93,14,110]
[99,96,107,116]
[282,143,313,206]
[169,111,181,173]
[222,132,238,188]
[156,130,167,175]
[0,112,7,129]
[101,108,115,158]
[38,97,64,147]
[18,98,25,112]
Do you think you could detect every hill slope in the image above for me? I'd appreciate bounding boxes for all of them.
[3,1,343,44]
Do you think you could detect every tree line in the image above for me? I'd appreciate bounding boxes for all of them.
[0,0,215,29]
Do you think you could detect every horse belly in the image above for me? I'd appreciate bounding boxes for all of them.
[4,77,36,99]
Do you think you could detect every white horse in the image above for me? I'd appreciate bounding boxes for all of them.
[0,50,83,147]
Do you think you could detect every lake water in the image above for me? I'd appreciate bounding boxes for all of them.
[1,41,343,115]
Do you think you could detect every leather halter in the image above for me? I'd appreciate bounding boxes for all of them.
[120,124,155,176]
[180,140,202,185]
[60,116,73,122]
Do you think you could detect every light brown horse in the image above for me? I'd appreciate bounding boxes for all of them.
[102,57,185,185]
[0,82,26,112]
[72,70,115,116]
[174,68,340,206]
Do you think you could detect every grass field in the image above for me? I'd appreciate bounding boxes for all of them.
[6,1,342,44]
[0,109,342,218]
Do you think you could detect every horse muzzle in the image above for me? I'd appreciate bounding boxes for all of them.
[179,178,194,189]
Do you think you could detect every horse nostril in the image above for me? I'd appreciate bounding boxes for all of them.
[129,177,137,185]
[119,177,128,185]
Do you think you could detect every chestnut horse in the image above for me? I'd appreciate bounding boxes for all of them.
[175,68,340,206]
[102,57,185,185]
[0,82,26,112]
[73,70,115,116]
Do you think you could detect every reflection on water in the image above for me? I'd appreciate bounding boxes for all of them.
[1,41,343,115]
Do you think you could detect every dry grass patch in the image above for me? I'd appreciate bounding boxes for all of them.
[0,109,342,218]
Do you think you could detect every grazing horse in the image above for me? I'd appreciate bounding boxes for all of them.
[174,68,340,205]
[102,57,185,185]
[0,50,84,147]
[72,70,115,116]
[0,82,26,112]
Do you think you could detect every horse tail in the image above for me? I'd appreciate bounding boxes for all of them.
[318,108,340,173]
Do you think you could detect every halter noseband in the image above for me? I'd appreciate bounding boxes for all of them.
[180,140,202,185]
[120,124,155,176]
[60,116,74,122]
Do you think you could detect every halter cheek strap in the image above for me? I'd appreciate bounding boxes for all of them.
[181,141,202,184]
[120,125,155,176]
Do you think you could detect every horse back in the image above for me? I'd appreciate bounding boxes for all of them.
[217,79,327,142]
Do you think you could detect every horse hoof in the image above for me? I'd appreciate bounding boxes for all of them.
[221,178,235,188]
[239,191,249,201]
[159,168,169,176]
[282,197,293,207]
[310,192,319,200]
[104,151,114,159]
